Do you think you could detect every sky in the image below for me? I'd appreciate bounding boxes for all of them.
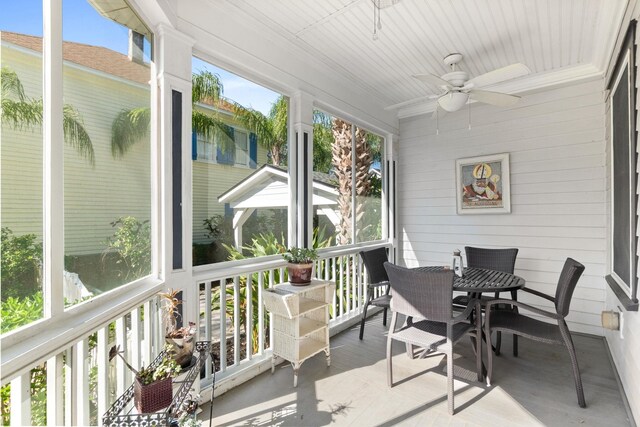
[0,0,279,115]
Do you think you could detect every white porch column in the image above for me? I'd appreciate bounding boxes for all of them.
[155,24,198,328]
[290,91,315,248]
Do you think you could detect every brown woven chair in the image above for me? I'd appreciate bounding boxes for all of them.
[358,248,391,340]
[452,246,519,356]
[384,262,482,415]
[484,258,586,407]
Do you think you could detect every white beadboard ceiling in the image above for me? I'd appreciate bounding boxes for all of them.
[200,0,628,117]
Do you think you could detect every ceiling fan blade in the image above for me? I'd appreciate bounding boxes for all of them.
[468,63,531,88]
[413,73,451,87]
[469,90,521,107]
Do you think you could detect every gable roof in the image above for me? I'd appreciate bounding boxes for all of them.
[218,164,337,205]
[1,31,150,85]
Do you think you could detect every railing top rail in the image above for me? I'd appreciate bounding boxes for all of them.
[192,241,391,283]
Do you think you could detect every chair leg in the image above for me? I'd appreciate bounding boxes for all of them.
[359,298,372,340]
[559,322,586,408]
[495,331,502,356]
[383,308,388,326]
[447,341,454,415]
[511,289,519,357]
[485,327,493,387]
[386,329,394,387]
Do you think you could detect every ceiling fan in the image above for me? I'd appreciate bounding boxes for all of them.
[388,53,531,113]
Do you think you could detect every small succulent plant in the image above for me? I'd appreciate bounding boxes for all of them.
[282,247,318,264]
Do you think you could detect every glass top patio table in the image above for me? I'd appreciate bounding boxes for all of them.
[412,266,525,293]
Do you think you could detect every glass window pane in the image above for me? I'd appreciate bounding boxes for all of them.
[63,0,152,306]
[355,129,383,243]
[1,0,44,332]
[192,57,288,266]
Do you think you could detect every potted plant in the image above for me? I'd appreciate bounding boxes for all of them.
[282,247,318,285]
[109,344,181,413]
[160,288,197,368]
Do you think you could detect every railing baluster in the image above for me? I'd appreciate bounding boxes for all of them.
[97,326,109,427]
[64,348,73,426]
[142,301,152,366]
[331,257,337,320]
[339,257,345,318]
[47,353,64,426]
[220,278,227,372]
[269,270,275,350]
[247,272,253,360]
[131,307,141,370]
[10,373,31,426]
[75,339,90,426]
[258,273,265,355]
[204,281,213,379]
[233,276,240,366]
[346,256,351,313]
[115,317,127,397]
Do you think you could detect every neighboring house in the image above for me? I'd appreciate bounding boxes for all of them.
[1,31,269,259]
[191,100,268,245]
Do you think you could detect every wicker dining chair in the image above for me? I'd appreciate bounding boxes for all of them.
[452,246,519,356]
[383,263,483,415]
[358,248,392,340]
[484,258,586,407]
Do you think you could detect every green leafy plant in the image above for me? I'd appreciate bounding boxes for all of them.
[0,292,43,334]
[105,216,151,281]
[109,344,181,386]
[1,227,42,300]
[282,247,318,264]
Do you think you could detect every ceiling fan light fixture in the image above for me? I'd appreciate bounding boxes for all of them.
[438,92,469,112]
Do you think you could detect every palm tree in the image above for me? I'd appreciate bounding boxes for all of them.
[331,118,372,245]
[232,95,288,166]
[1,66,94,163]
[111,70,234,158]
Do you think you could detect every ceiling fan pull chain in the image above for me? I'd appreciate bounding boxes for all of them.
[468,100,471,130]
[372,3,378,40]
[436,106,440,135]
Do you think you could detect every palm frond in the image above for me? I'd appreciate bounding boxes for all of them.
[192,70,224,104]
[192,110,235,154]
[269,96,288,143]
[1,66,27,101]
[232,103,274,148]
[62,103,95,165]
[111,107,151,158]
[1,98,42,128]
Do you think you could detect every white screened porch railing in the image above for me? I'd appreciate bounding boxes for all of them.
[1,242,390,426]
[193,241,391,389]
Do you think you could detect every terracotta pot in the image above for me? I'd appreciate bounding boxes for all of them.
[287,262,314,285]
[134,376,172,413]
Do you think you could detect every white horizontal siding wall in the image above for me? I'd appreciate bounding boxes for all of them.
[398,79,606,335]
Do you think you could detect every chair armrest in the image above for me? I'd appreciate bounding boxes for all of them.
[485,298,561,320]
[520,287,556,303]
[452,298,480,323]
[367,281,390,292]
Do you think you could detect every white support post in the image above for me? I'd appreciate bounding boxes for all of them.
[143,301,153,365]
[43,0,64,320]
[10,374,31,426]
[291,92,315,248]
[47,354,64,426]
[232,208,254,250]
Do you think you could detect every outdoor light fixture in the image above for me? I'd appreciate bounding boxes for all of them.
[437,91,469,112]
[372,0,401,40]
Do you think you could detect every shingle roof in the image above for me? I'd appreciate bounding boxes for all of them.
[1,31,150,85]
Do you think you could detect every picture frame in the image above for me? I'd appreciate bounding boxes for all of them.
[606,19,638,306]
[456,153,511,215]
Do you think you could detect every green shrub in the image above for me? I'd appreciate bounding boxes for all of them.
[1,227,42,300]
[105,216,151,281]
[0,292,43,334]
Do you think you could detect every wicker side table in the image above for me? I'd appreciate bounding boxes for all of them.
[263,279,335,387]
[102,341,214,427]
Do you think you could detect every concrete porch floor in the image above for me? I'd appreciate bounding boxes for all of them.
[200,313,631,426]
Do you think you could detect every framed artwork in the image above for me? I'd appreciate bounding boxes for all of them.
[606,19,638,306]
[456,153,511,215]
